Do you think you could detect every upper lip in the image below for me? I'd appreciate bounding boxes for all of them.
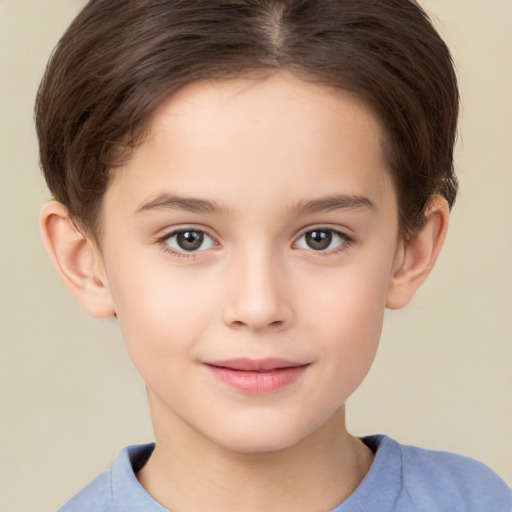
[204,358,308,372]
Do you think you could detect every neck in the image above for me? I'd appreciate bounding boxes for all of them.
[137,396,374,512]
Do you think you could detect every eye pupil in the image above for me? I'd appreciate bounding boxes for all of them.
[306,230,332,250]
[177,231,204,251]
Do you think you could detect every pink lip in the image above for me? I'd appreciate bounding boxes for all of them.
[204,358,309,393]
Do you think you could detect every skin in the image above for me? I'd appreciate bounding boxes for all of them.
[40,72,449,511]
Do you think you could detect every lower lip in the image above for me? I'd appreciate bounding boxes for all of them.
[205,364,309,393]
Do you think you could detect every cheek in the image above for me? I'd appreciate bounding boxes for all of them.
[300,259,392,391]
[302,256,391,334]
[107,260,216,374]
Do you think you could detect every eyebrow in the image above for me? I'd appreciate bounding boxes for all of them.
[135,193,376,216]
[294,194,377,214]
[135,194,226,215]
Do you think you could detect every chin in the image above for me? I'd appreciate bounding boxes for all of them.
[208,420,312,455]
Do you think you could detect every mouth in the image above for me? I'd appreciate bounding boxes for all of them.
[203,358,310,393]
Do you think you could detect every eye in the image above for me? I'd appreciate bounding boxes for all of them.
[162,229,217,253]
[294,228,349,252]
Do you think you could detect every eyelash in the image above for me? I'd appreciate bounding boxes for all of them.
[156,228,218,259]
[156,227,353,259]
[294,227,353,256]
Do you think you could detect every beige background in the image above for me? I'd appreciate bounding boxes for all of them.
[1,0,511,510]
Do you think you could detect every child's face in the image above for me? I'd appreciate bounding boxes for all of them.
[98,72,401,452]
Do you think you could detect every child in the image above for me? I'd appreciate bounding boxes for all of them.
[35,0,511,510]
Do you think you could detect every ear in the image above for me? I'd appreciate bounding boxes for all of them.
[386,195,450,309]
[39,201,115,318]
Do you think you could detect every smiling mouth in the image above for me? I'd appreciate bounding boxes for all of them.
[203,358,310,393]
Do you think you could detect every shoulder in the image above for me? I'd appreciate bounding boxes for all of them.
[393,437,512,511]
[58,468,113,512]
[58,443,156,512]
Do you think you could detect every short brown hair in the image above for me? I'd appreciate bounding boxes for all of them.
[35,0,459,241]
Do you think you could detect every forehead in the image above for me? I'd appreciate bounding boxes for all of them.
[149,72,383,162]
[106,72,395,218]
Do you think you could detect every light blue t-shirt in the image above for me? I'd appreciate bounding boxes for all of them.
[59,435,512,511]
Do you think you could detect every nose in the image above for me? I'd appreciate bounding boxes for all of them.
[222,250,294,332]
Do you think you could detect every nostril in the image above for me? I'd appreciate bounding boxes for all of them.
[228,319,285,331]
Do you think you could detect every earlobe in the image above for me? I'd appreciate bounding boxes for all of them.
[39,201,115,318]
[386,196,450,310]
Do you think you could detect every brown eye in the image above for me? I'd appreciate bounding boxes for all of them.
[176,231,204,251]
[305,230,332,250]
[163,229,216,253]
[295,228,348,252]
